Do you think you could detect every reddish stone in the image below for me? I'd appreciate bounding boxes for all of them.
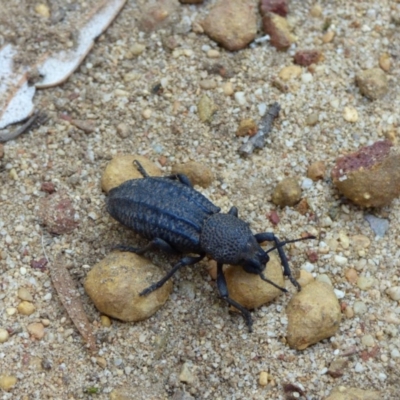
[267,210,280,225]
[259,0,288,17]
[40,182,56,194]
[294,50,321,66]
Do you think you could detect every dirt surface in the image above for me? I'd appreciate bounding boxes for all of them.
[1,1,400,399]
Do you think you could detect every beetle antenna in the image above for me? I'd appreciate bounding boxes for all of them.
[265,235,316,255]
[259,273,288,292]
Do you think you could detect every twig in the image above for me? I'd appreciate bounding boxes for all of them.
[238,102,281,156]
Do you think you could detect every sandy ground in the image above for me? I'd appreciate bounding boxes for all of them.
[1,1,400,399]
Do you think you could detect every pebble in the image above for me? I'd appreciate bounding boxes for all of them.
[353,301,367,315]
[129,43,146,57]
[116,122,132,139]
[331,140,400,207]
[391,348,400,358]
[294,50,321,66]
[379,53,391,72]
[279,65,302,81]
[100,315,112,327]
[70,119,95,134]
[234,92,247,106]
[34,3,50,18]
[236,119,257,137]
[259,371,269,386]
[361,334,375,347]
[364,214,389,237]
[310,4,322,18]
[171,161,214,188]
[198,94,216,122]
[199,79,217,90]
[0,375,17,391]
[0,328,9,343]
[17,287,33,302]
[345,306,354,318]
[355,68,388,100]
[201,0,257,51]
[101,154,162,193]
[222,82,234,96]
[17,301,36,316]
[179,362,195,385]
[334,255,347,266]
[286,281,341,350]
[322,31,335,43]
[271,177,302,207]
[386,287,400,301]
[38,191,79,235]
[207,49,220,58]
[301,72,313,83]
[305,112,319,126]
[260,0,289,17]
[142,108,152,119]
[224,253,284,310]
[345,268,358,284]
[351,234,370,251]
[27,322,45,340]
[138,0,178,32]
[357,276,375,290]
[262,13,295,50]
[326,386,380,400]
[328,358,348,378]
[85,252,172,322]
[343,107,358,123]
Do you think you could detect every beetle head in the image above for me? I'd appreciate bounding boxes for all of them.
[239,237,269,275]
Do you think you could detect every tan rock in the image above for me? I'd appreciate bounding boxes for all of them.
[17,287,33,302]
[286,280,341,350]
[379,53,391,72]
[271,177,302,207]
[171,161,214,188]
[0,328,9,343]
[100,315,112,327]
[201,0,257,51]
[324,386,380,400]
[279,65,302,81]
[85,252,172,322]
[17,301,36,316]
[101,155,162,193]
[307,161,326,181]
[355,68,388,100]
[27,322,45,340]
[0,375,17,391]
[262,13,295,50]
[198,94,216,122]
[236,119,257,137]
[224,253,284,310]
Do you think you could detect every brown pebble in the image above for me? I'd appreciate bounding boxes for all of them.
[295,198,310,215]
[17,301,36,316]
[236,119,257,137]
[259,0,289,17]
[345,268,358,284]
[279,65,302,81]
[27,322,45,340]
[101,154,162,193]
[294,50,321,66]
[355,68,388,100]
[271,177,302,207]
[171,161,214,188]
[327,358,348,378]
[100,315,112,327]
[38,191,79,234]
[307,161,325,180]
[379,53,391,72]
[322,31,335,43]
[262,13,295,50]
[70,119,95,134]
[305,112,319,126]
[0,143,4,159]
[198,95,216,122]
[116,122,132,139]
[331,140,400,207]
[40,181,56,193]
[306,249,318,263]
[267,210,280,225]
[201,0,257,51]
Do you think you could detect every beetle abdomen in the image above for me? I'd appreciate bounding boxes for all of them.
[107,177,220,253]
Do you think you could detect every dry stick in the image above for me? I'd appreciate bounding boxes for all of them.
[238,102,281,156]
[51,254,97,352]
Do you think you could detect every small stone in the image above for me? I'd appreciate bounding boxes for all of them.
[343,107,358,123]
[0,328,9,343]
[116,123,132,139]
[27,322,45,340]
[236,119,257,137]
[234,92,247,106]
[207,49,220,58]
[353,301,367,315]
[224,253,284,310]
[357,276,375,290]
[364,215,389,237]
[386,287,400,301]
[198,95,216,122]
[38,191,79,235]
[334,255,347,266]
[379,53,391,72]
[297,270,314,287]
[101,154,162,193]
[142,108,152,119]
[328,358,348,378]
[279,65,302,81]
[100,315,112,327]
[361,334,375,347]
[85,252,172,322]
[325,386,380,400]
[271,177,302,207]
[286,281,341,350]
[222,82,234,96]
[35,3,50,18]
[129,43,145,56]
[138,0,178,32]
[310,4,322,18]
[351,234,370,251]
[259,371,269,386]
[345,268,358,284]
[0,375,17,391]
[70,119,95,134]
[322,31,335,43]
[179,362,195,385]
[40,181,55,193]
[355,68,388,100]
[17,287,33,302]
[171,161,214,188]
[305,112,319,126]
[345,306,354,318]
[301,72,313,83]
[199,79,217,90]
[97,357,107,368]
[262,13,295,50]
[294,50,321,66]
[259,0,289,17]
[201,0,257,51]
[17,301,36,316]
[307,161,325,180]
[331,140,400,208]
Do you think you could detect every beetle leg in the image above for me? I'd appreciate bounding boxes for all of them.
[216,263,253,332]
[140,254,205,296]
[228,206,238,217]
[164,173,193,187]
[112,238,179,256]
[133,160,150,177]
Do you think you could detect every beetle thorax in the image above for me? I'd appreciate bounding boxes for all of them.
[200,213,257,264]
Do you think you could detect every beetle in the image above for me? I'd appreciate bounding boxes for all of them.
[107,161,314,331]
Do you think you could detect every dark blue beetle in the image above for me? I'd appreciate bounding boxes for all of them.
[107,161,313,330]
